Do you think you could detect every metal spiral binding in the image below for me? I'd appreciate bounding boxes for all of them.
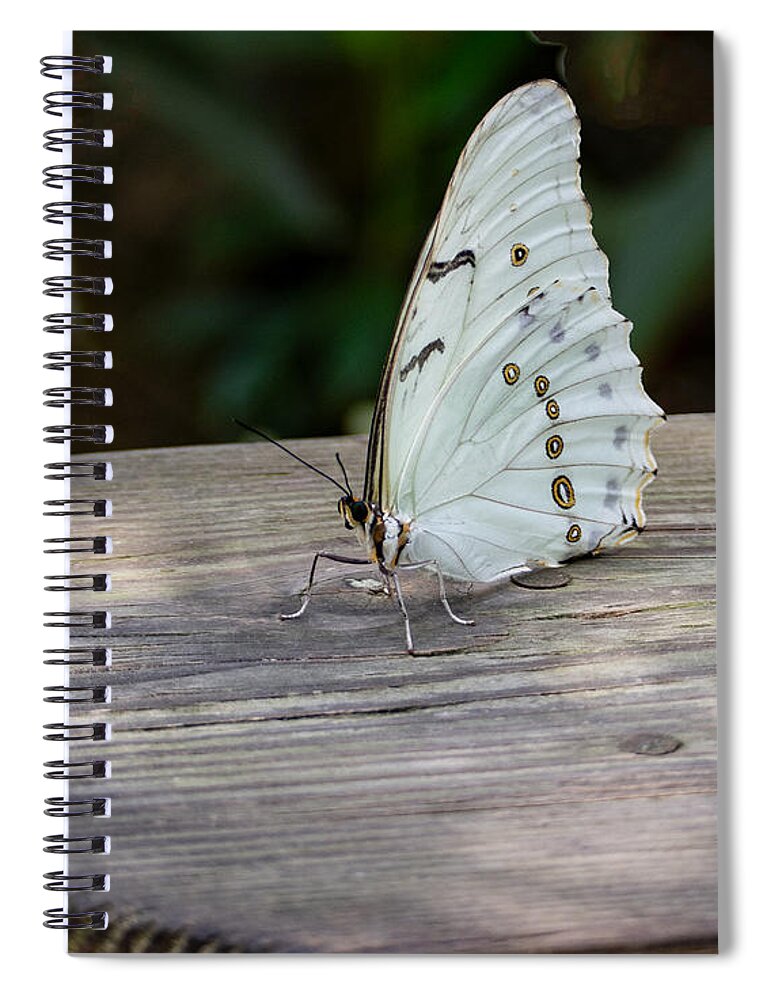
[43,128,113,152]
[43,911,109,931]
[43,497,111,517]
[43,202,114,224]
[42,53,113,932]
[43,425,113,444]
[43,164,113,188]
[44,872,109,891]
[44,313,112,335]
[43,275,113,297]
[41,55,111,79]
[43,648,111,666]
[44,538,112,554]
[44,91,113,116]
[43,352,113,372]
[44,797,109,816]
[43,238,111,259]
[43,611,111,629]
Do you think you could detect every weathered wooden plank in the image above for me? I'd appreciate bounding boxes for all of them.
[67,413,717,952]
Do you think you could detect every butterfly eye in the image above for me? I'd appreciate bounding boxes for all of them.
[350,501,369,524]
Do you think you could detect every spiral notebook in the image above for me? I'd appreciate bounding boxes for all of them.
[42,30,717,953]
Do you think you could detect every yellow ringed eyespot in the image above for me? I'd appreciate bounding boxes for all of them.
[566,524,582,543]
[502,362,520,385]
[551,475,576,510]
[510,243,529,267]
[534,374,550,397]
[545,434,564,459]
[546,399,560,420]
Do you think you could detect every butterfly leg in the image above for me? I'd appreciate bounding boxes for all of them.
[398,560,475,627]
[280,551,371,620]
[388,569,415,655]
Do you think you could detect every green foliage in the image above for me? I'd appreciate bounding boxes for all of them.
[73,30,713,450]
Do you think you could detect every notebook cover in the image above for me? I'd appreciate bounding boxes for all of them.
[51,29,716,953]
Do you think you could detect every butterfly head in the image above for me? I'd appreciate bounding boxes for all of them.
[338,495,371,531]
[333,451,372,533]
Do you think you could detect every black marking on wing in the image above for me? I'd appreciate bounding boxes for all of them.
[518,303,537,327]
[613,425,629,449]
[549,321,565,343]
[427,249,476,283]
[399,338,445,383]
[585,342,600,361]
[604,478,620,508]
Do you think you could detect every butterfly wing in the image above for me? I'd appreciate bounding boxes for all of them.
[364,79,612,510]
[364,79,663,582]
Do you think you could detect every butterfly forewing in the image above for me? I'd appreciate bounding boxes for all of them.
[366,81,611,508]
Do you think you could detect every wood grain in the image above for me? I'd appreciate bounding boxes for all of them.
[66,413,717,952]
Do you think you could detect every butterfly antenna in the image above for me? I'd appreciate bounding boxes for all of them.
[232,418,347,494]
[335,452,354,497]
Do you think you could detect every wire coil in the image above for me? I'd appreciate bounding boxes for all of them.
[43,684,110,705]
[43,128,112,152]
[42,51,113,932]
[43,722,109,741]
[44,871,109,892]
[43,648,111,666]
[43,275,112,297]
[43,352,112,371]
[40,55,111,79]
[43,202,113,224]
[43,238,111,259]
[44,797,109,817]
[43,312,112,335]
[44,461,112,480]
[43,424,113,444]
[43,386,112,407]
[44,539,111,555]
[43,497,111,517]
[43,610,111,629]
[44,760,110,781]
[44,686,111,705]
[43,574,111,593]
[43,909,108,931]
[44,90,112,116]
[43,163,112,188]
[43,835,109,855]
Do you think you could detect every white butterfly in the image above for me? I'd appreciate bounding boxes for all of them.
[272,79,664,654]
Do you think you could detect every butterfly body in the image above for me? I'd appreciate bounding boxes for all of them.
[337,495,409,570]
[270,79,663,652]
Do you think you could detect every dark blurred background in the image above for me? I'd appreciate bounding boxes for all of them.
[72,30,714,452]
